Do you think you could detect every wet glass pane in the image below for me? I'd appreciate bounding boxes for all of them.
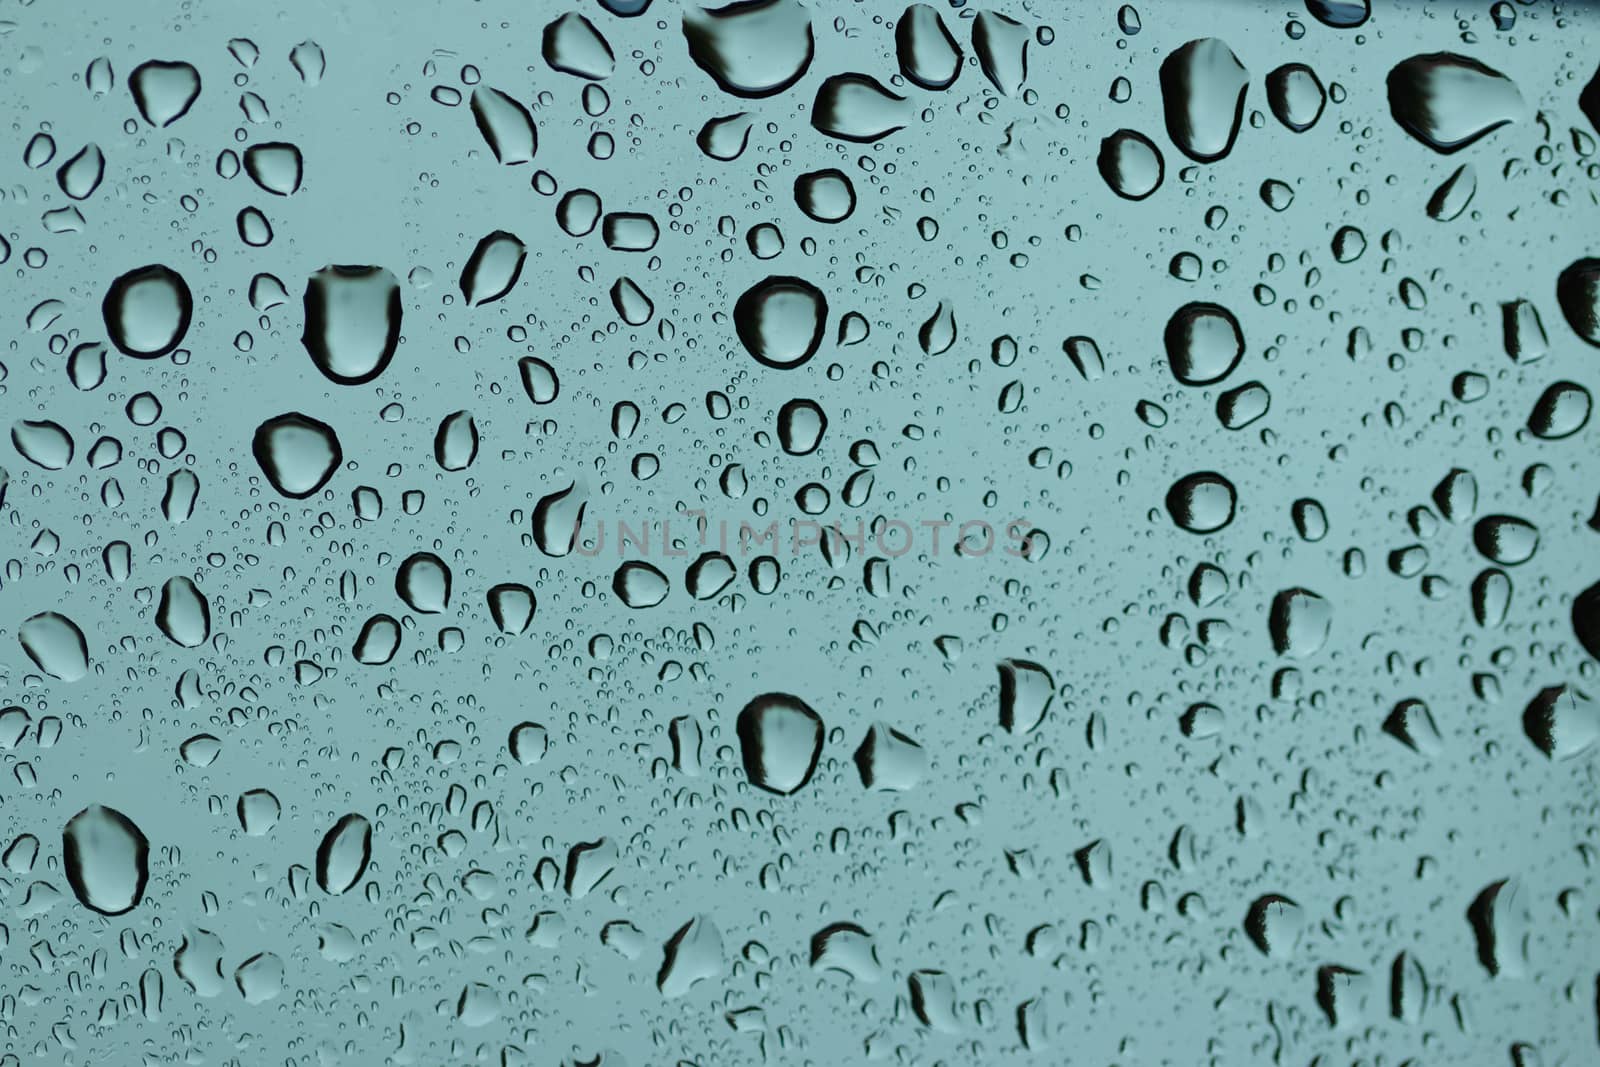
[2,1,1599,1063]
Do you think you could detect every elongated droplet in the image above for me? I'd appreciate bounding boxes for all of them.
[301,266,402,384]
[315,813,372,894]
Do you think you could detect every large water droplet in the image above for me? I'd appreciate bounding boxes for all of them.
[997,659,1053,734]
[157,576,210,647]
[18,611,90,681]
[1265,63,1325,132]
[470,87,537,164]
[1556,258,1600,347]
[1160,39,1248,163]
[794,169,855,223]
[1474,515,1538,566]
[1165,302,1244,385]
[1304,0,1368,28]
[1166,472,1237,533]
[460,230,527,306]
[1387,54,1523,154]
[396,551,451,613]
[896,4,961,91]
[103,264,193,358]
[658,914,724,997]
[613,561,670,608]
[63,805,149,916]
[811,74,910,143]
[11,419,75,469]
[129,60,200,127]
[1097,129,1163,200]
[315,813,372,894]
[534,481,590,557]
[353,614,401,664]
[1269,588,1332,658]
[1527,381,1590,439]
[682,0,814,99]
[737,693,823,794]
[972,11,1029,97]
[735,276,827,369]
[301,265,402,384]
[1524,686,1600,760]
[243,142,303,196]
[252,413,342,499]
[542,13,615,80]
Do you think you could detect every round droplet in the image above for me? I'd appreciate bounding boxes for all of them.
[1266,63,1325,132]
[777,398,827,455]
[103,264,193,358]
[613,561,670,608]
[315,813,372,895]
[1165,302,1244,385]
[301,265,402,384]
[735,276,827,369]
[63,805,149,916]
[794,169,855,223]
[1097,129,1163,200]
[396,552,451,613]
[737,693,824,795]
[252,413,342,499]
[1166,472,1237,533]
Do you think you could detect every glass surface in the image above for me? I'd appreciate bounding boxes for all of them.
[3,1,1600,1063]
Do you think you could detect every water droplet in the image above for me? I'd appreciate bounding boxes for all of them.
[252,413,342,499]
[460,230,527,306]
[542,13,615,80]
[103,264,193,358]
[1557,258,1600,348]
[1527,381,1590,439]
[896,4,962,91]
[1269,588,1331,658]
[1166,472,1237,533]
[1165,302,1244,385]
[794,168,855,223]
[1265,63,1325,132]
[811,74,910,143]
[997,659,1053,734]
[63,805,149,916]
[1387,54,1523,154]
[396,551,451,613]
[18,611,90,681]
[1474,515,1538,566]
[315,813,372,894]
[301,265,402,384]
[1305,0,1368,29]
[735,276,827,369]
[129,60,200,127]
[353,614,401,664]
[777,398,826,455]
[156,576,210,647]
[973,11,1029,97]
[1160,39,1248,163]
[737,693,823,794]
[1097,129,1163,200]
[11,419,74,469]
[658,914,724,997]
[613,561,670,608]
[470,87,537,164]
[682,0,814,98]
[433,410,480,471]
[242,142,303,196]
